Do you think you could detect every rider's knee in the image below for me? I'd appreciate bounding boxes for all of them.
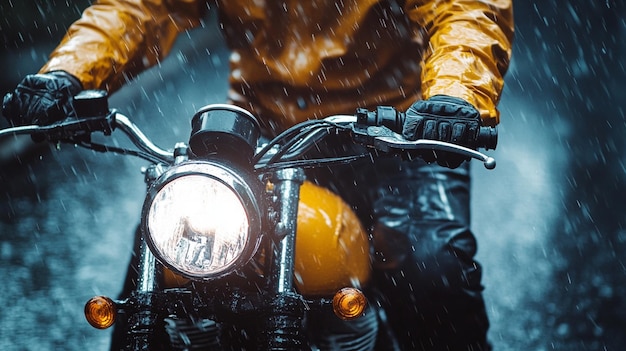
[373,219,483,295]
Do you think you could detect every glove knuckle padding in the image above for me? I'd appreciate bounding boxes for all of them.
[452,123,466,143]
[438,121,451,141]
[423,119,437,140]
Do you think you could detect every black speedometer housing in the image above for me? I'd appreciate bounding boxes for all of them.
[189,104,261,165]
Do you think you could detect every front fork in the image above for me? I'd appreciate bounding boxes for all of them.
[121,148,186,350]
[124,240,158,350]
[106,165,309,350]
[268,168,305,293]
[260,168,308,349]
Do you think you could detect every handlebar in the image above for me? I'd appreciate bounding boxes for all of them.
[114,114,174,163]
[0,91,496,169]
[0,110,174,164]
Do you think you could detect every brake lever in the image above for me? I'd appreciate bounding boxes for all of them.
[352,124,496,169]
[374,135,496,169]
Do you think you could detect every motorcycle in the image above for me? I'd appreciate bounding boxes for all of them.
[0,90,497,350]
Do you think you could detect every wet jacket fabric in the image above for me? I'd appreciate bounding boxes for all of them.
[40,0,513,133]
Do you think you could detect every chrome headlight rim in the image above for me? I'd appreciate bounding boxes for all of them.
[141,160,263,281]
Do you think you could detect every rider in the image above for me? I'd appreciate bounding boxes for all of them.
[2,1,514,350]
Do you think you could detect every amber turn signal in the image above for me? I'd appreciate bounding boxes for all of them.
[332,287,367,320]
[84,296,117,329]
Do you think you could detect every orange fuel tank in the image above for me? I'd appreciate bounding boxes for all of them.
[294,181,371,296]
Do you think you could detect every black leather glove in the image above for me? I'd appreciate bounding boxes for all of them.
[2,71,82,126]
[402,95,482,168]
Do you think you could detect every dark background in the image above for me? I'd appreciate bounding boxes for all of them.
[1,1,625,350]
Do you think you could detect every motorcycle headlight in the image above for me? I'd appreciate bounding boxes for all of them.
[142,161,262,280]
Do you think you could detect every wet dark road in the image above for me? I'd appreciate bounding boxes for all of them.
[1,1,625,350]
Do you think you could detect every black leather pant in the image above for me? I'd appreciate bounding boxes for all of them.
[310,154,490,350]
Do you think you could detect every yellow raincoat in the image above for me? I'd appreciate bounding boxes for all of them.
[41,0,513,132]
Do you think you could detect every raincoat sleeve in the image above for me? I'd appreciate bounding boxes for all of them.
[405,0,514,125]
[39,0,205,92]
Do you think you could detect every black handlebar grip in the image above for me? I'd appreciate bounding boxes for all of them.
[356,106,404,133]
[478,126,498,150]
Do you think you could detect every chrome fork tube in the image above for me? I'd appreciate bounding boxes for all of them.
[137,240,157,293]
[269,168,306,294]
